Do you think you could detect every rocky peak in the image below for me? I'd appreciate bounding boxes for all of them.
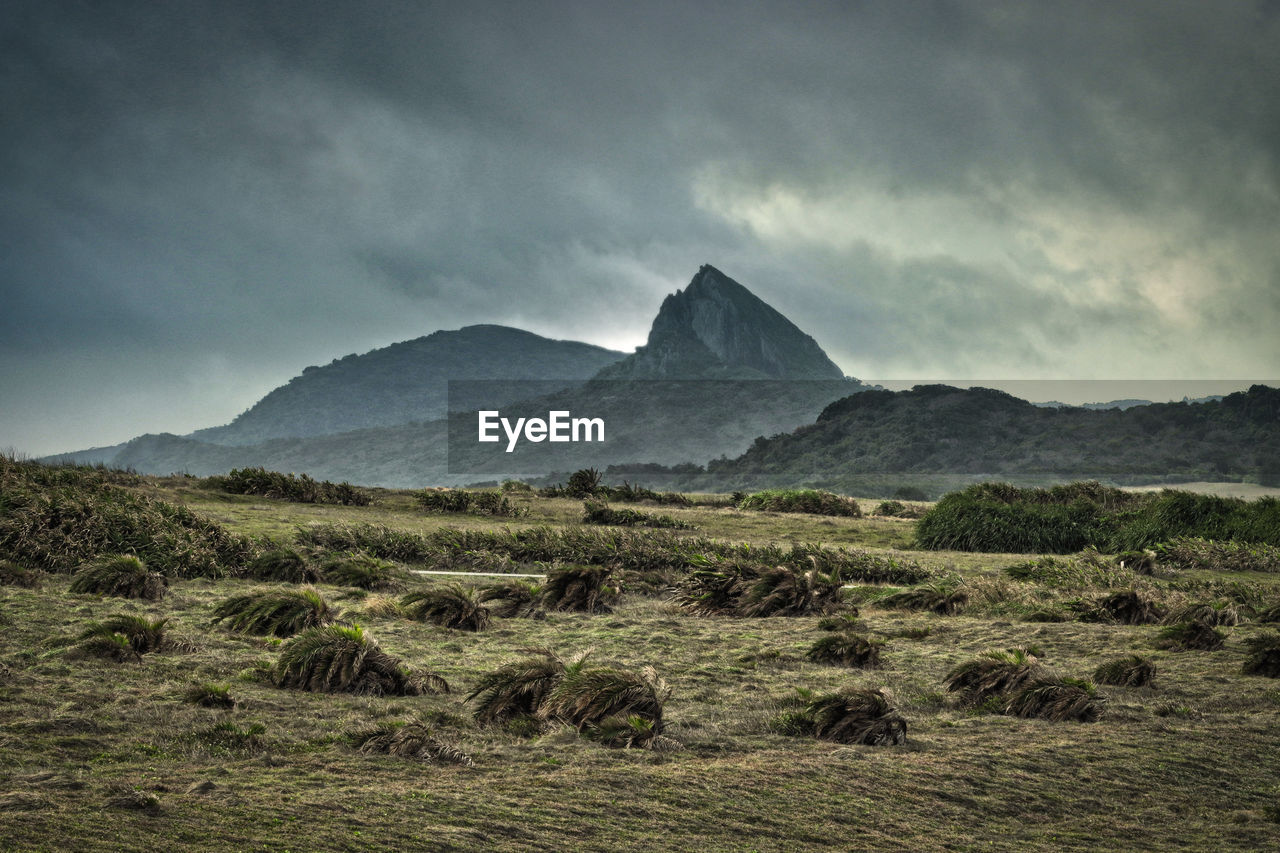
[598,265,846,379]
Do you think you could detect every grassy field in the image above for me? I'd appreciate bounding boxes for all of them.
[3,475,1280,851]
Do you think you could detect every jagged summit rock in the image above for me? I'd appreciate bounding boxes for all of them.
[597,265,846,380]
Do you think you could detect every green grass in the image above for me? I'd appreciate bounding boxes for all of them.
[2,465,1280,850]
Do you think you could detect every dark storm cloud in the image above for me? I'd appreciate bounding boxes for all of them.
[2,0,1277,454]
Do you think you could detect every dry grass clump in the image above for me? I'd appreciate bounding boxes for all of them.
[943,648,1047,705]
[1155,620,1227,652]
[1241,633,1280,678]
[469,648,584,728]
[540,565,619,614]
[674,563,846,618]
[75,614,170,660]
[1093,655,1157,687]
[581,500,693,529]
[806,631,884,669]
[1084,590,1166,625]
[273,624,448,695]
[400,584,492,631]
[183,682,236,708]
[478,580,543,618]
[775,688,907,745]
[1003,678,1104,722]
[539,664,671,749]
[244,549,320,584]
[877,580,969,616]
[0,559,43,588]
[68,554,167,601]
[319,553,406,591]
[211,587,337,637]
[1164,600,1251,627]
[348,721,473,765]
[415,489,526,518]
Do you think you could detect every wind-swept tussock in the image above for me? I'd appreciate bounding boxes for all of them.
[1084,590,1166,625]
[1155,620,1227,652]
[76,614,169,659]
[244,548,319,584]
[1003,678,1104,722]
[400,584,492,631]
[0,559,43,588]
[539,664,670,749]
[349,721,473,765]
[468,648,586,727]
[320,553,406,591]
[1164,599,1251,627]
[183,682,236,708]
[674,561,846,618]
[539,564,619,613]
[295,523,436,563]
[943,649,1047,704]
[1093,655,1157,687]
[273,624,448,696]
[478,580,543,618]
[1,456,257,576]
[877,580,969,615]
[211,587,337,637]
[415,489,526,517]
[581,500,693,529]
[806,631,884,669]
[68,554,167,601]
[1241,632,1280,677]
[1153,537,1280,573]
[738,489,863,517]
[776,688,907,745]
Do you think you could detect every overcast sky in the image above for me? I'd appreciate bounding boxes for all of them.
[3,1,1278,456]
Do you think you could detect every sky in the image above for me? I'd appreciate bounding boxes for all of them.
[3,0,1278,456]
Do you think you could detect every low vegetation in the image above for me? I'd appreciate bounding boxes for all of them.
[400,584,492,631]
[348,721,473,765]
[244,548,319,584]
[415,489,526,517]
[68,554,167,601]
[580,500,692,529]
[208,467,371,506]
[318,553,406,591]
[273,624,448,695]
[775,687,907,745]
[211,587,337,637]
[737,488,863,517]
[1093,655,1157,687]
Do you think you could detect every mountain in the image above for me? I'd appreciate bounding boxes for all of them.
[696,383,1280,494]
[190,325,625,446]
[596,265,844,379]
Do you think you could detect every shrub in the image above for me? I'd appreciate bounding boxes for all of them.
[564,468,603,498]
[349,721,473,765]
[76,614,169,659]
[184,682,236,708]
[400,584,492,631]
[806,632,884,669]
[1242,632,1280,677]
[877,580,969,616]
[943,649,1047,704]
[0,456,257,576]
[540,565,618,613]
[212,587,337,637]
[738,489,862,517]
[581,500,692,529]
[500,480,533,494]
[415,490,526,517]
[210,467,370,506]
[1003,677,1104,722]
[0,559,43,589]
[1085,590,1166,625]
[244,549,319,584]
[274,624,448,695]
[539,664,670,748]
[69,555,167,601]
[320,553,406,591]
[469,648,585,726]
[1155,620,1226,652]
[779,688,907,745]
[1093,655,1157,687]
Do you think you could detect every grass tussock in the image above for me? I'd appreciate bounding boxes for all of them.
[478,581,543,618]
[806,631,884,669]
[349,721,473,765]
[737,489,863,517]
[211,587,337,637]
[1153,538,1280,573]
[183,682,236,708]
[1155,620,1227,652]
[68,554,167,601]
[874,500,928,519]
[1,456,257,576]
[0,558,43,588]
[775,688,907,745]
[539,664,671,748]
[540,565,619,614]
[208,467,371,506]
[468,648,585,728]
[319,553,406,591]
[943,648,1047,704]
[1164,599,1251,627]
[877,580,969,616]
[675,563,846,618]
[1085,590,1167,625]
[244,548,320,584]
[1241,633,1280,678]
[1003,678,1104,722]
[400,584,492,631]
[1093,655,1157,687]
[75,614,170,659]
[273,624,448,696]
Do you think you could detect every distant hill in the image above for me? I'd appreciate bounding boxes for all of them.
[696,383,1280,493]
[190,325,625,446]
